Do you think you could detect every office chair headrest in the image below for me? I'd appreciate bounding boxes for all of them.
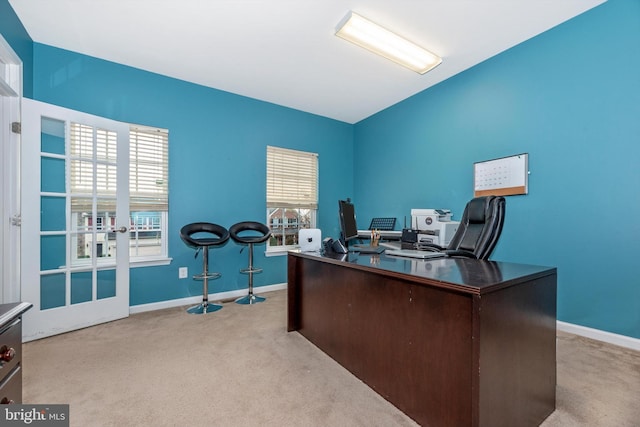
[467,197,490,223]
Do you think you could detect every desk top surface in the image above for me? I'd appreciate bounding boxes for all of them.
[289,251,556,294]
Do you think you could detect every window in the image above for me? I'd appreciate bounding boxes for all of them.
[266,145,318,252]
[129,125,169,261]
[68,123,169,265]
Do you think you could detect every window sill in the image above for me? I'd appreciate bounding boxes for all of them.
[131,257,172,268]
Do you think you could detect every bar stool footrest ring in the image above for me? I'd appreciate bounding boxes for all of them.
[193,272,222,280]
[240,267,262,274]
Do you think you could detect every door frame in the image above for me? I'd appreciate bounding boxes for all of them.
[0,35,23,304]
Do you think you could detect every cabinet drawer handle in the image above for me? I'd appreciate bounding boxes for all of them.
[0,346,15,362]
[1,397,15,404]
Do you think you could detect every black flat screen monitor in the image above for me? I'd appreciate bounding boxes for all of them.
[338,199,358,245]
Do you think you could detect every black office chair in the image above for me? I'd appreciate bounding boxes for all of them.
[425,196,505,260]
[229,221,271,305]
[180,222,230,314]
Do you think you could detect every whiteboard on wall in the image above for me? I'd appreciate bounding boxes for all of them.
[474,153,528,197]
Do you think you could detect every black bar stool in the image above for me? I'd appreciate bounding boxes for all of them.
[229,221,271,305]
[180,222,230,314]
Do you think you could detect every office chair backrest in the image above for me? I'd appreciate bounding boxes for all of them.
[446,196,505,260]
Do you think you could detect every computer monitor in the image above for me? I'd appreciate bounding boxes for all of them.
[338,199,358,245]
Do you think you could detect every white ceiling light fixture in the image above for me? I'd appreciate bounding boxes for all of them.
[335,11,442,75]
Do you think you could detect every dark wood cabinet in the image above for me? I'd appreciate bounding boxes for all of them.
[288,252,557,427]
[0,303,33,405]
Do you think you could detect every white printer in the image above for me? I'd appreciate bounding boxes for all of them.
[410,209,460,247]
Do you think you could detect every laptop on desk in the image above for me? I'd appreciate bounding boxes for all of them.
[351,244,385,254]
[379,241,401,250]
[385,249,446,259]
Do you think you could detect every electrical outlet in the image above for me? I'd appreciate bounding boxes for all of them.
[179,267,188,279]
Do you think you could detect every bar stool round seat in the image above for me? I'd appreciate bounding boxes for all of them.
[229,221,271,305]
[180,222,230,314]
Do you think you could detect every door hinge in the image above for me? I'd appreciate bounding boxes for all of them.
[11,122,21,134]
[10,214,21,226]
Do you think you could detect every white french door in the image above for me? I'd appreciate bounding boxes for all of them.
[21,99,130,341]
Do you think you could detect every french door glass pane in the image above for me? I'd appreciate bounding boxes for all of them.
[72,206,93,231]
[70,123,94,159]
[96,209,117,259]
[97,269,116,299]
[95,232,114,259]
[71,271,92,304]
[40,273,66,310]
[96,163,117,196]
[72,232,91,262]
[70,159,93,194]
[96,128,117,162]
[40,117,65,154]
[40,235,65,271]
[41,157,65,193]
[41,196,65,231]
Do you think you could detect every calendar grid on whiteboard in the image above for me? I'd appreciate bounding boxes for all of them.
[474,153,528,197]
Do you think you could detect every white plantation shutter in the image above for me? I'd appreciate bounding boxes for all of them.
[70,123,118,212]
[266,146,318,209]
[129,125,169,211]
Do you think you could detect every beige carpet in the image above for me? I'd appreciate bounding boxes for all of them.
[23,290,640,427]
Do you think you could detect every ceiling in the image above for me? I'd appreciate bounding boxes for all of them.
[9,0,605,124]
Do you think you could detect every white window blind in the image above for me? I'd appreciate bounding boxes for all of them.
[130,125,169,212]
[267,146,318,209]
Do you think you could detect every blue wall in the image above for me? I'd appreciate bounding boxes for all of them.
[28,44,353,306]
[354,0,640,339]
[2,0,638,339]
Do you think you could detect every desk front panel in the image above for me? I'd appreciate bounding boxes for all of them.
[288,252,557,427]
[289,253,475,426]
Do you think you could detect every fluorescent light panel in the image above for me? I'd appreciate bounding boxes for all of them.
[335,11,442,74]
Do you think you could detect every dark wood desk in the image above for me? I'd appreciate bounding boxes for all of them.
[287,252,557,427]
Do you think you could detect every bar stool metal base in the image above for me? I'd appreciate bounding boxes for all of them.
[235,294,266,305]
[187,301,223,314]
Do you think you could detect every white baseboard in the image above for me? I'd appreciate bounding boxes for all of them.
[557,321,640,352]
[129,283,287,314]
